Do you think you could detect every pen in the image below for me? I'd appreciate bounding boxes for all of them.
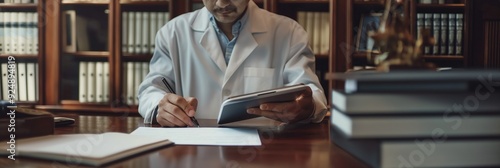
[162,77,200,127]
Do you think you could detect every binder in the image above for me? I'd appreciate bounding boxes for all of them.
[87,62,96,102]
[17,62,27,101]
[79,62,87,103]
[26,62,37,101]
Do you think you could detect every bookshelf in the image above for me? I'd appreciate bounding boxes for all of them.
[331,0,474,90]
[41,0,185,113]
[0,1,43,106]
[36,0,335,113]
[35,0,500,111]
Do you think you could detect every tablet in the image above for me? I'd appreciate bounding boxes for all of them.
[217,83,308,124]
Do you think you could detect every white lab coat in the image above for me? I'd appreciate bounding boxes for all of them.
[138,1,328,123]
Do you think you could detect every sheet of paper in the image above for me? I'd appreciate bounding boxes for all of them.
[130,127,261,146]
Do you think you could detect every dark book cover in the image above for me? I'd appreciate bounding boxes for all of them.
[1,107,54,140]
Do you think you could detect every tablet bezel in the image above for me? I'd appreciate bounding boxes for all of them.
[217,84,308,124]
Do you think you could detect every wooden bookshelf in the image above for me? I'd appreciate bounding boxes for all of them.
[331,0,483,89]
[8,0,496,114]
[0,1,44,106]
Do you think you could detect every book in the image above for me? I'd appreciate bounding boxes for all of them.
[456,13,463,55]
[440,13,448,55]
[122,12,128,53]
[313,12,321,54]
[332,89,500,114]
[149,12,157,54]
[75,11,89,51]
[0,107,54,140]
[26,62,37,101]
[0,13,4,55]
[17,62,27,101]
[320,12,330,55]
[424,13,432,54]
[95,62,104,102]
[78,62,87,103]
[127,12,135,54]
[32,13,38,54]
[326,69,500,82]
[4,12,12,54]
[18,12,27,54]
[306,12,314,51]
[141,12,149,54]
[126,62,135,105]
[331,108,500,138]
[330,126,500,168]
[133,62,142,105]
[448,13,456,55]
[1,63,7,100]
[11,12,19,54]
[0,132,173,166]
[416,13,424,40]
[103,62,109,102]
[432,13,440,55]
[344,79,472,93]
[134,12,141,54]
[63,10,76,52]
[87,62,96,102]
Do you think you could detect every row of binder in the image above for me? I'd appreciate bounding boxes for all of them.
[0,12,39,55]
[122,11,170,55]
[0,62,39,102]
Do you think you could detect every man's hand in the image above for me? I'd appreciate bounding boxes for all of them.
[246,87,314,123]
[156,93,198,127]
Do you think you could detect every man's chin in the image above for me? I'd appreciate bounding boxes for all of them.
[215,17,237,24]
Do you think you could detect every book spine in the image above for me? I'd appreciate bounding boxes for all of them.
[126,62,135,105]
[149,12,157,54]
[416,13,424,41]
[33,13,38,54]
[95,62,104,103]
[26,62,36,101]
[103,62,109,102]
[141,12,149,54]
[456,13,464,55]
[134,12,141,54]
[424,13,433,55]
[448,13,456,55]
[79,62,87,103]
[5,13,12,54]
[87,62,96,102]
[1,63,8,100]
[0,12,4,55]
[433,13,441,55]
[440,13,448,55]
[122,12,128,54]
[127,12,135,54]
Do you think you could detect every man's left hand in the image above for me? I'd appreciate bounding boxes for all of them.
[246,87,314,123]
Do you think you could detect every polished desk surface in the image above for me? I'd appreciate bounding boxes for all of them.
[0,114,368,168]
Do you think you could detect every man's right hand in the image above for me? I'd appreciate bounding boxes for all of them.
[156,93,198,127]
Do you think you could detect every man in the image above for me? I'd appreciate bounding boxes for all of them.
[138,0,328,127]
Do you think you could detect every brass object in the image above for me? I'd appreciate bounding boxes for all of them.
[368,0,437,72]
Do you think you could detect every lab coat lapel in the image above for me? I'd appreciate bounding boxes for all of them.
[194,8,227,72]
[223,1,265,85]
[224,28,257,84]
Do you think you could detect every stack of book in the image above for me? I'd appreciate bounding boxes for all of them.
[329,70,500,168]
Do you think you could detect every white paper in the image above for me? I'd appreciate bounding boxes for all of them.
[131,127,261,146]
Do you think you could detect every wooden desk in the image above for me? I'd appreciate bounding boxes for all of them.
[0,114,368,168]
